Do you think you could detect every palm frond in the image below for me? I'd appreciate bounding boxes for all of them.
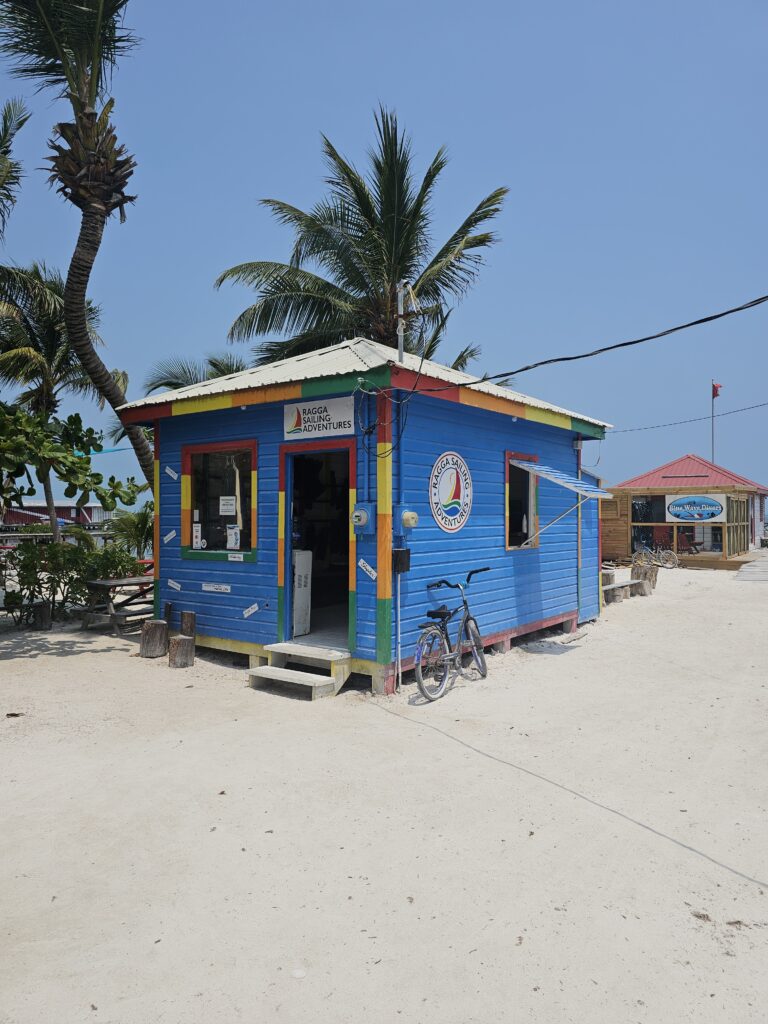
[204,352,250,378]
[450,344,481,372]
[143,356,208,394]
[0,96,29,236]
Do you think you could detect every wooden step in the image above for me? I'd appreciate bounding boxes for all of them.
[264,641,350,661]
[248,665,338,700]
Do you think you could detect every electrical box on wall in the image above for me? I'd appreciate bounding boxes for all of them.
[351,502,376,535]
[395,506,419,531]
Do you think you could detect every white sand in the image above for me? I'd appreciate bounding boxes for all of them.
[1,565,767,1023]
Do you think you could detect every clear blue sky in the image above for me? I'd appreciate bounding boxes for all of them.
[2,0,767,492]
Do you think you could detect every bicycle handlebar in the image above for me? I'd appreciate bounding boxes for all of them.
[427,567,490,591]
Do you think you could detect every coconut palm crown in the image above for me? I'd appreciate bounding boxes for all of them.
[217,108,508,367]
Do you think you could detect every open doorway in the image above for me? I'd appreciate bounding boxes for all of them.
[289,450,349,646]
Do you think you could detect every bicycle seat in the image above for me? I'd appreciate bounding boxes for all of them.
[427,605,452,620]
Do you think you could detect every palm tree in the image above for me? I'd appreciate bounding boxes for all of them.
[216,108,507,367]
[0,1,154,485]
[0,96,29,238]
[0,262,124,540]
[108,499,153,559]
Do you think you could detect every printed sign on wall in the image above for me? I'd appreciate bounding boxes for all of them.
[429,451,473,533]
[283,396,354,439]
[666,494,726,523]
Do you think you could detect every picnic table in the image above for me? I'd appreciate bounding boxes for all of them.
[82,575,154,636]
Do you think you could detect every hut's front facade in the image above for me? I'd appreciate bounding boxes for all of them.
[602,454,767,567]
[120,339,610,695]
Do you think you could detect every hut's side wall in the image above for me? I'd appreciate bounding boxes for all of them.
[395,393,594,655]
[600,492,631,560]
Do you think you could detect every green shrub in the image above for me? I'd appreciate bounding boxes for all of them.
[2,542,141,625]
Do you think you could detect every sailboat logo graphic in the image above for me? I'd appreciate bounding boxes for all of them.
[440,469,463,517]
[287,407,303,434]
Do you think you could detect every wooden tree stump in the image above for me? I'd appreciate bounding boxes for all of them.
[180,611,196,637]
[140,619,169,658]
[601,569,616,587]
[163,601,173,626]
[169,634,195,668]
[31,601,52,631]
[631,564,659,590]
[636,580,653,597]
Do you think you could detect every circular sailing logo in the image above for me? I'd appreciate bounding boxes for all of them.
[429,452,473,533]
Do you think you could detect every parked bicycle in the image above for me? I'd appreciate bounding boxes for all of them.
[414,567,489,702]
[631,544,678,569]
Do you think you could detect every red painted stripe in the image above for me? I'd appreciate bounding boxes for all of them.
[376,393,392,443]
[388,366,462,404]
[121,403,171,425]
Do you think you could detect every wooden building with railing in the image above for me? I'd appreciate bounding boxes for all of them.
[601,454,767,568]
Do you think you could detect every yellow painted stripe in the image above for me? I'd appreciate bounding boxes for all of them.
[197,634,267,657]
[526,407,571,430]
[348,486,357,592]
[277,491,285,587]
[180,473,191,547]
[171,394,234,416]
[461,390,526,418]
[181,475,191,510]
[376,443,392,509]
[251,469,258,548]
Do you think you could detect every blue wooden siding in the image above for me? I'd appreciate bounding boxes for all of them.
[578,470,601,622]
[156,388,601,663]
[156,393,379,659]
[394,394,590,654]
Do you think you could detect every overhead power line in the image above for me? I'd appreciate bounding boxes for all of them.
[416,291,768,392]
[611,399,768,434]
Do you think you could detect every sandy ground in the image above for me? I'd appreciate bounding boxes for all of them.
[1,565,767,1024]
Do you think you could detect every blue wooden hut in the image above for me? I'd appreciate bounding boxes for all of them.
[119,338,611,696]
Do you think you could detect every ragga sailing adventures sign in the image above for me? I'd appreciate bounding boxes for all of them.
[283,397,354,439]
[429,451,473,533]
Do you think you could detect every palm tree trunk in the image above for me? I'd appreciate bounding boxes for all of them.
[41,466,61,543]
[64,203,154,485]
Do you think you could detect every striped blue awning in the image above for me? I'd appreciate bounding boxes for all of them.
[508,459,612,500]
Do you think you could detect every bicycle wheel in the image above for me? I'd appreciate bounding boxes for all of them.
[462,617,487,678]
[632,548,649,567]
[660,548,678,569]
[414,626,451,701]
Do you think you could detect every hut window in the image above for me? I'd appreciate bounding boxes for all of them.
[189,447,253,552]
[508,463,534,548]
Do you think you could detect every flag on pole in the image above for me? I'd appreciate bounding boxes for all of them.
[712,382,722,399]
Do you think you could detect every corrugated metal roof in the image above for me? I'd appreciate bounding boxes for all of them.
[118,336,610,428]
[614,453,768,493]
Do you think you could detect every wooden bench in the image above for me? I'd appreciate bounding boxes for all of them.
[603,579,652,603]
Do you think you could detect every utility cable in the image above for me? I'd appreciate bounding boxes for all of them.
[611,399,768,434]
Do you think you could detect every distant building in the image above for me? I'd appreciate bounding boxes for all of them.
[601,454,767,564]
[0,502,116,530]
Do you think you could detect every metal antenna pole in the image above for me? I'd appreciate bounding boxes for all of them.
[711,379,715,463]
[397,281,405,363]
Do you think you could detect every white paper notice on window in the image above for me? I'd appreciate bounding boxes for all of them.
[219,495,237,516]
[226,525,240,550]
[192,523,202,549]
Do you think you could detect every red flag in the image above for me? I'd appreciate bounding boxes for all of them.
[712,382,722,399]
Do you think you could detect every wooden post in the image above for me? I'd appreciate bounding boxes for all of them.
[631,563,658,590]
[140,619,169,658]
[163,601,173,625]
[169,634,195,668]
[31,601,52,631]
[180,610,196,637]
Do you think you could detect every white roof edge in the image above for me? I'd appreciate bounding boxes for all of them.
[118,337,611,429]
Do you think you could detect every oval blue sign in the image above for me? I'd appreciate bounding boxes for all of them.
[667,495,723,521]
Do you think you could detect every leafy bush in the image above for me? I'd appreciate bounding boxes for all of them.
[2,542,141,625]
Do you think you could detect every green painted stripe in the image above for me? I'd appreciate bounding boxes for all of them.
[301,366,391,398]
[571,417,604,439]
[153,579,160,618]
[376,597,392,664]
[277,586,285,642]
[180,546,257,562]
[347,590,357,653]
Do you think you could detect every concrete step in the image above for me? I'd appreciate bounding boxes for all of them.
[249,665,338,700]
[264,641,350,661]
